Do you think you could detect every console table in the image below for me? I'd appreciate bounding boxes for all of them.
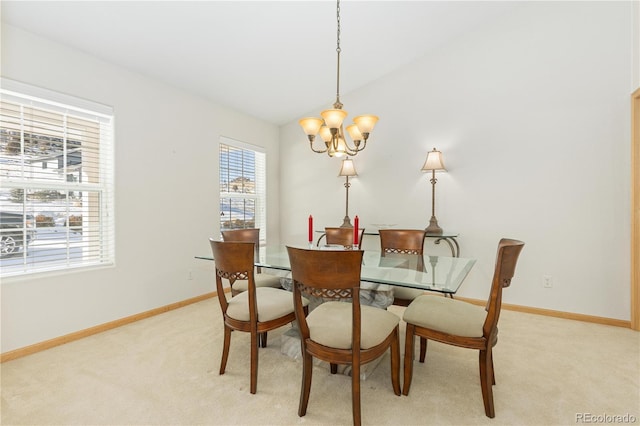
[317,227,461,257]
[425,232,460,257]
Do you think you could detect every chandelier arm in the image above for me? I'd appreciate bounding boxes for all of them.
[343,142,358,156]
[341,137,363,156]
[309,141,329,154]
[334,127,359,156]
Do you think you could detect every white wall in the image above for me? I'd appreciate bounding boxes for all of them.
[280,2,635,320]
[635,0,639,88]
[0,25,281,352]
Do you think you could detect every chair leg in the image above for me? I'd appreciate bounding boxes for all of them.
[352,361,361,426]
[250,330,258,394]
[259,331,268,348]
[479,349,495,418]
[490,351,495,385]
[299,352,313,417]
[220,325,231,375]
[390,326,401,396]
[419,337,427,363]
[330,363,338,374]
[402,324,415,395]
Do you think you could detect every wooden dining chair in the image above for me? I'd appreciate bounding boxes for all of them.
[318,226,365,249]
[402,238,525,418]
[287,246,401,426]
[209,239,309,394]
[221,228,282,296]
[379,229,428,307]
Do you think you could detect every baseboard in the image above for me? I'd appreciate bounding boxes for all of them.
[2,289,631,363]
[0,291,223,363]
[456,296,632,328]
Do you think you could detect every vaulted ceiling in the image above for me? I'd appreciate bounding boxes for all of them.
[1,1,523,125]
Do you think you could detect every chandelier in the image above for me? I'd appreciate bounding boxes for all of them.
[298,0,378,158]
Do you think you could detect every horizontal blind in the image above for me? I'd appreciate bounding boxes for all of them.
[219,138,266,244]
[0,81,114,277]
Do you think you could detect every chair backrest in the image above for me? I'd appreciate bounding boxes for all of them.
[483,238,525,338]
[221,228,260,255]
[379,229,426,255]
[209,239,257,314]
[287,247,364,348]
[221,228,262,271]
[324,227,365,249]
[379,229,427,271]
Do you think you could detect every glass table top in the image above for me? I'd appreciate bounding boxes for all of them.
[197,245,476,295]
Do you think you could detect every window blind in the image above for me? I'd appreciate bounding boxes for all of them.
[0,80,115,277]
[219,137,266,244]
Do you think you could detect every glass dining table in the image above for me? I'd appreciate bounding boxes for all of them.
[196,245,476,308]
[197,245,477,377]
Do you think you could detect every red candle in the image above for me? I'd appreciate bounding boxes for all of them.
[308,215,313,243]
[353,215,359,247]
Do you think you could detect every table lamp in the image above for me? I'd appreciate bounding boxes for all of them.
[338,157,357,228]
[421,148,447,235]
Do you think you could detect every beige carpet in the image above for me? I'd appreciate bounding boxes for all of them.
[1,298,639,425]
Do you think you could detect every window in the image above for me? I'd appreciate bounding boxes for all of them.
[0,79,114,277]
[219,137,266,243]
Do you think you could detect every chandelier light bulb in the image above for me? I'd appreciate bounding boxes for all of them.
[329,137,348,157]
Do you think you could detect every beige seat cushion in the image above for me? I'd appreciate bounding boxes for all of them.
[306,301,400,350]
[232,273,282,292]
[403,295,487,337]
[227,287,308,322]
[393,287,424,301]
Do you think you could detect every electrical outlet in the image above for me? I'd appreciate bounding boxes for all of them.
[543,275,553,288]
[187,270,193,280]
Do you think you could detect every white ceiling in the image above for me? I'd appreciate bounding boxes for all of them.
[1,1,524,125]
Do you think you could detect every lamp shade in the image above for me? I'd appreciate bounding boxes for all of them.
[353,115,379,134]
[338,158,358,177]
[299,117,324,136]
[421,148,446,172]
[321,109,348,129]
[319,126,333,143]
[346,124,364,142]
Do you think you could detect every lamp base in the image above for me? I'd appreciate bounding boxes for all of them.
[340,216,353,228]
[425,216,443,235]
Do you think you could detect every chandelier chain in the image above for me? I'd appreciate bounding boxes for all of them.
[336,0,341,54]
[335,0,342,108]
